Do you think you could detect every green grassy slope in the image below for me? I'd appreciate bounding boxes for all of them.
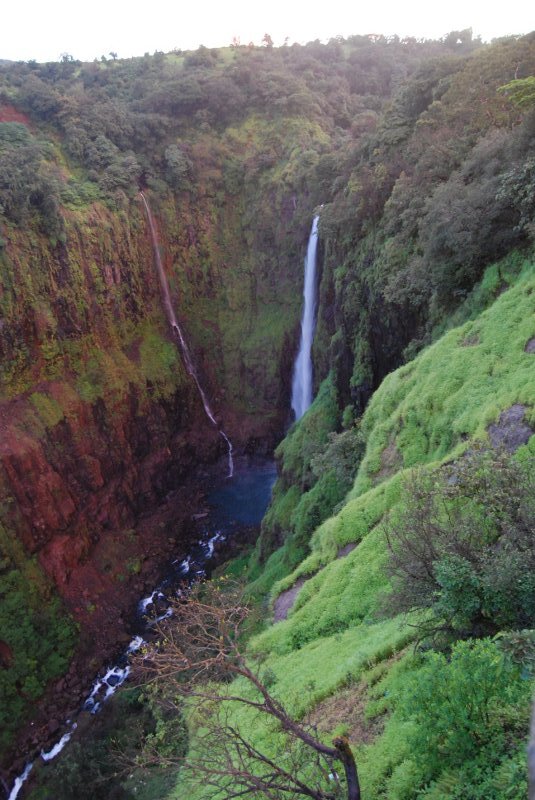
[173,262,535,800]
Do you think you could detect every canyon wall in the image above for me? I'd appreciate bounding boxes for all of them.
[0,188,304,762]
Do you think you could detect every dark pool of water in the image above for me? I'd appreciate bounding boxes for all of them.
[206,456,277,531]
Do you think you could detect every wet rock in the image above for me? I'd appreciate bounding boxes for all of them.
[488,404,533,452]
[11,757,27,774]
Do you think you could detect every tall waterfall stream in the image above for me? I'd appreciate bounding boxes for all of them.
[140,192,234,478]
[7,209,321,799]
[291,215,320,421]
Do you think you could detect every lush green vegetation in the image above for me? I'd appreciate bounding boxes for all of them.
[0,525,77,751]
[27,687,186,800]
[316,35,535,412]
[225,266,534,799]
[384,448,535,640]
[167,267,534,800]
[1,30,535,800]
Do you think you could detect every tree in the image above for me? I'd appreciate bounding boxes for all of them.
[383,448,535,642]
[397,638,531,787]
[498,77,535,109]
[137,581,360,800]
[164,144,192,191]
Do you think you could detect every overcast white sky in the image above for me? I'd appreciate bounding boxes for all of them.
[3,0,534,63]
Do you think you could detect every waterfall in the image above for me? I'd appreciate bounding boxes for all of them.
[291,215,320,421]
[140,192,234,478]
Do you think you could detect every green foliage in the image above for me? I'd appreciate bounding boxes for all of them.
[138,330,182,393]
[384,448,535,639]
[1,36,535,797]
[288,426,366,556]
[318,34,535,409]
[0,129,64,237]
[28,687,186,800]
[30,391,64,428]
[277,376,340,488]
[248,376,341,591]
[397,639,532,785]
[354,267,535,497]
[238,271,535,800]
[262,526,392,655]
[499,76,535,108]
[164,144,192,190]
[291,470,346,546]
[495,629,535,676]
[0,528,77,751]
[309,424,366,487]
[172,616,414,800]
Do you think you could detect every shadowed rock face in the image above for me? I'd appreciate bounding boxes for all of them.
[0,189,303,769]
[0,377,219,649]
[487,404,533,453]
[0,192,300,612]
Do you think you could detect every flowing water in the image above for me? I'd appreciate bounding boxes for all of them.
[7,201,319,798]
[291,215,320,421]
[8,457,276,799]
[140,192,234,477]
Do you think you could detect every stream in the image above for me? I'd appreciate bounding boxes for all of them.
[8,206,320,799]
[8,455,276,800]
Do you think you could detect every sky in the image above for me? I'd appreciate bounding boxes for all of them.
[3,0,534,63]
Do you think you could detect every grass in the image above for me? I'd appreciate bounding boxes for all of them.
[171,261,535,800]
[354,263,535,497]
[263,263,535,642]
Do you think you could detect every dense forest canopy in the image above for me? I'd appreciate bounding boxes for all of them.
[1,32,533,384]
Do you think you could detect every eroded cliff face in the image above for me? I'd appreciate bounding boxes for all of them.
[0,187,303,763]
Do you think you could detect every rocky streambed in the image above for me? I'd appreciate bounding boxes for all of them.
[5,455,276,799]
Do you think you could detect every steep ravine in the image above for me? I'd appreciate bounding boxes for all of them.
[0,194,305,776]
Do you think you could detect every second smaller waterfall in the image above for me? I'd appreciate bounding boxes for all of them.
[291,215,320,421]
[140,192,233,477]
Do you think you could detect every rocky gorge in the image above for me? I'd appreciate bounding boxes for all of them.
[1,32,535,800]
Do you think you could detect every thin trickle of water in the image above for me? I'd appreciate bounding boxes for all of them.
[140,192,234,478]
[291,215,320,421]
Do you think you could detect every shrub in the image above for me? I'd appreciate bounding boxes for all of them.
[398,639,531,782]
[384,448,535,640]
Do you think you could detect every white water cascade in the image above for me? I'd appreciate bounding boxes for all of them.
[291,215,320,421]
[140,192,234,477]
